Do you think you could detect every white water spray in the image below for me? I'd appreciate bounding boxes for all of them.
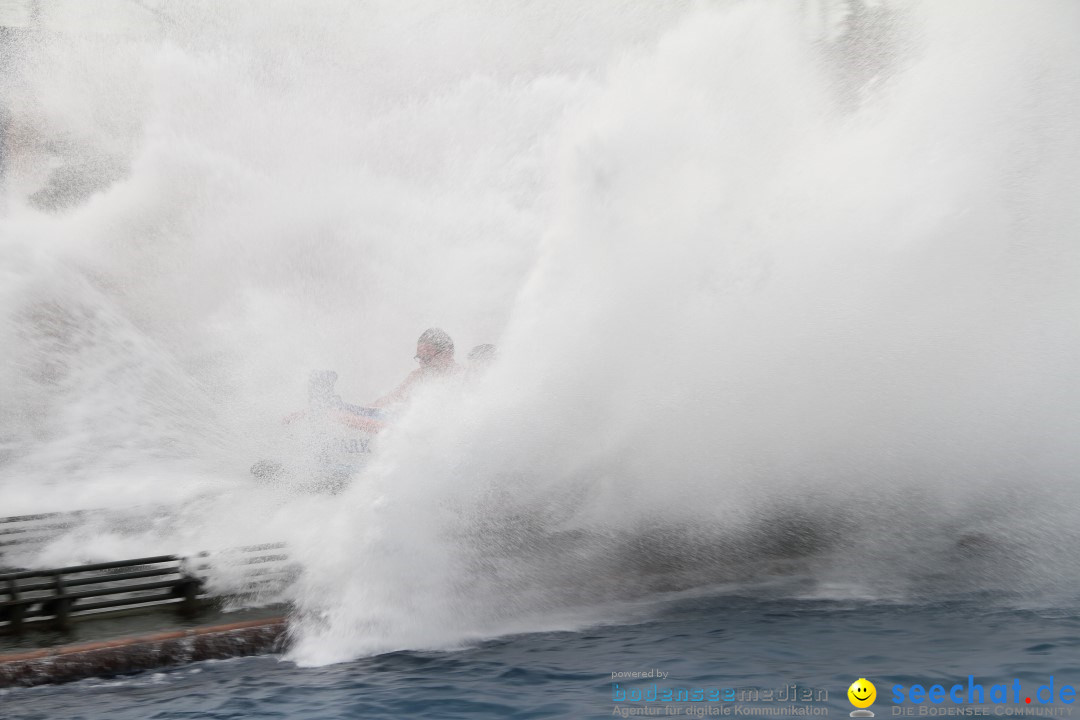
[1,1,1078,664]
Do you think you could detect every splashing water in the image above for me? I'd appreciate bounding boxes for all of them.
[1,0,1078,665]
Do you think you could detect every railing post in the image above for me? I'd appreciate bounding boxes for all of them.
[174,558,204,617]
[174,578,202,617]
[45,572,72,631]
[4,576,25,632]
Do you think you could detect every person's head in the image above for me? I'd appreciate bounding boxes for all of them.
[415,327,454,367]
[466,344,497,370]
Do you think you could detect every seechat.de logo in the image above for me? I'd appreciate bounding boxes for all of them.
[891,676,1078,706]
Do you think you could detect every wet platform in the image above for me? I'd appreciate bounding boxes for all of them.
[0,606,287,687]
[1,512,294,687]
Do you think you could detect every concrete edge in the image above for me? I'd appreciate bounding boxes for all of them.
[0,616,288,688]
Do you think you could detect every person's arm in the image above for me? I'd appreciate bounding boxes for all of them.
[370,368,422,408]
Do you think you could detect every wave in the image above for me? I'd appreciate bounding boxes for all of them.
[1,0,1078,664]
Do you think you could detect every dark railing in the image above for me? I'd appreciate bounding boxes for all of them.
[0,555,203,632]
[0,511,85,570]
[190,543,296,602]
[0,510,295,633]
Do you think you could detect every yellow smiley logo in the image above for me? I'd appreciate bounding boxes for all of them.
[848,678,877,709]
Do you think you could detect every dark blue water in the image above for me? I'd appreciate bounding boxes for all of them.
[6,595,1080,719]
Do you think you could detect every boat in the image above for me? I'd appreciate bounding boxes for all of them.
[251,370,385,494]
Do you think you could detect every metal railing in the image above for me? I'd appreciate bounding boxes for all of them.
[0,511,84,570]
[0,510,296,633]
[1,555,202,631]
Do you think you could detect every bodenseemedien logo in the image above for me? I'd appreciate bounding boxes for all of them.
[849,678,877,717]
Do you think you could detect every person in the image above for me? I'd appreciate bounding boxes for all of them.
[467,343,496,367]
[369,327,461,408]
[465,343,497,381]
[280,369,340,425]
[282,369,389,432]
[284,328,461,433]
